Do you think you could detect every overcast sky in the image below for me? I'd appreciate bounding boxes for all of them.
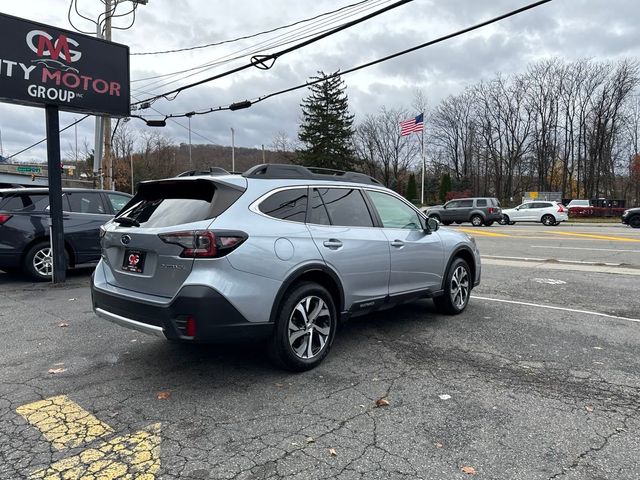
[1,0,639,163]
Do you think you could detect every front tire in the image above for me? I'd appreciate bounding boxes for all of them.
[498,215,509,225]
[542,214,556,226]
[470,215,483,227]
[629,215,640,228]
[269,282,337,372]
[484,220,494,227]
[434,258,471,315]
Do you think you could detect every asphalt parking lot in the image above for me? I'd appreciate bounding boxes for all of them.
[1,223,639,479]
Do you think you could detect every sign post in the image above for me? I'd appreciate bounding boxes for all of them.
[0,12,130,283]
[45,105,66,283]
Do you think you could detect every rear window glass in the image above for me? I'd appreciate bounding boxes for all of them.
[476,199,487,207]
[259,188,307,222]
[119,180,242,228]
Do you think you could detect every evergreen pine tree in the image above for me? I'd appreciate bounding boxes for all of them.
[297,71,356,171]
[405,173,417,203]
[439,173,452,203]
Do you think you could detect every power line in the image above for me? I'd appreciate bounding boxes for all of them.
[131,0,414,108]
[7,116,90,160]
[130,0,390,93]
[131,0,371,56]
[145,0,554,121]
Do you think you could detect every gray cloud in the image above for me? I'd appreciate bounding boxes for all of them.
[1,0,638,163]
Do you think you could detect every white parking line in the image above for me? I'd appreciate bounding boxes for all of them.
[471,295,640,324]
[530,245,640,253]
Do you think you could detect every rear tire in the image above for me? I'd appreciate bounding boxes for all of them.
[542,214,556,226]
[470,215,483,227]
[434,257,471,315]
[269,282,337,372]
[23,241,68,282]
[484,220,494,227]
[629,215,640,228]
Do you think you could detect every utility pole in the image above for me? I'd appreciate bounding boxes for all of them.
[102,0,113,190]
[186,112,194,168]
[262,144,265,163]
[230,127,235,172]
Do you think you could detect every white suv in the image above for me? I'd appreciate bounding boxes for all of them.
[499,201,568,226]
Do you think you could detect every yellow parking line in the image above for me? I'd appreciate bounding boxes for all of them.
[543,231,640,243]
[458,228,511,238]
[16,395,114,450]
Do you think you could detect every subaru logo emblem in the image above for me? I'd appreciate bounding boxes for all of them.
[121,235,131,246]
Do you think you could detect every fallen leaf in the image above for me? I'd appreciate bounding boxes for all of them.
[435,442,444,449]
[329,448,337,456]
[585,405,594,413]
[58,322,69,328]
[156,391,171,400]
[306,437,315,444]
[375,398,390,408]
[438,394,451,400]
[48,368,66,374]
[461,466,477,475]
[68,298,77,302]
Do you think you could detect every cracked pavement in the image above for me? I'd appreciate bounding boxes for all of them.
[0,226,639,479]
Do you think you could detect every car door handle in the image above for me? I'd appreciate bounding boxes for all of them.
[323,239,343,250]
[390,240,404,248]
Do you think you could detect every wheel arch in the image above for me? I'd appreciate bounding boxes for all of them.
[20,236,77,268]
[269,264,345,324]
[441,246,476,291]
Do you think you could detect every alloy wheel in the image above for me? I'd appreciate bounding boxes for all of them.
[449,265,469,310]
[288,296,332,359]
[33,247,53,277]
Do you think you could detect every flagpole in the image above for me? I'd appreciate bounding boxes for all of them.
[420,112,425,205]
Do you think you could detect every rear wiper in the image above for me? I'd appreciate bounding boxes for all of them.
[114,216,140,227]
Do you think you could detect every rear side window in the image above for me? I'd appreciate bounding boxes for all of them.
[476,199,487,207]
[120,179,243,228]
[107,193,130,214]
[459,200,473,207]
[259,188,308,223]
[312,188,373,227]
[67,192,106,214]
[308,189,331,225]
[0,193,51,211]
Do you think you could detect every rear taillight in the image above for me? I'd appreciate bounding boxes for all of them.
[0,214,12,225]
[488,207,494,214]
[557,205,565,212]
[159,230,247,258]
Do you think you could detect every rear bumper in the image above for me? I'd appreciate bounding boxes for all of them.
[91,281,274,343]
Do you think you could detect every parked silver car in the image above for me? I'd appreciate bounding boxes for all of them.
[91,164,481,370]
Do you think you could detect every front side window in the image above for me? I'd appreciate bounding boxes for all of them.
[259,188,308,223]
[446,201,459,209]
[367,191,421,229]
[311,188,373,227]
[518,203,531,210]
[108,194,130,214]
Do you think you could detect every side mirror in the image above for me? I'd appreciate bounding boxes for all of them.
[427,217,440,232]
[515,207,519,211]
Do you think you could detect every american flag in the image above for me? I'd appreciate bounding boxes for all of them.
[399,113,424,136]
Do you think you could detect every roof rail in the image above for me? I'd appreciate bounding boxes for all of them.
[243,163,381,185]
[177,166,230,177]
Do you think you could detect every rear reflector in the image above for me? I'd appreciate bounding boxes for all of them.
[185,316,196,337]
[0,214,12,225]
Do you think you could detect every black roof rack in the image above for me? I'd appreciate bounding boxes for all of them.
[243,164,381,185]
[177,166,231,177]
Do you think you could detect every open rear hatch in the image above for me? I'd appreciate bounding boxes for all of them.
[101,177,245,298]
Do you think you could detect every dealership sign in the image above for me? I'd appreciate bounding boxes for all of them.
[0,13,130,116]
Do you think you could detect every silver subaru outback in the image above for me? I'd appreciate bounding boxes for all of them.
[91,164,481,371]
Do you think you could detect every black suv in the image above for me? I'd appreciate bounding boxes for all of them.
[0,188,131,280]
[424,197,502,226]
[622,208,640,228]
